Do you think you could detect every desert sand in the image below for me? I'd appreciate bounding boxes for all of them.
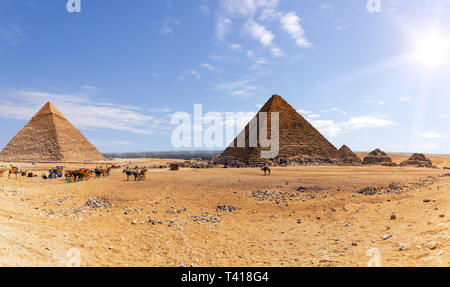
[0,155,449,267]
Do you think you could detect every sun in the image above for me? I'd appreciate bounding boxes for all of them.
[412,33,449,68]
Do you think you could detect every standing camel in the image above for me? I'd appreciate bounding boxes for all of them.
[8,166,19,179]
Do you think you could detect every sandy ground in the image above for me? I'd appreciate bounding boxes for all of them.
[0,156,449,267]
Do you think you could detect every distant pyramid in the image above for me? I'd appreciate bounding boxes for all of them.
[338,145,362,165]
[0,102,104,162]
[220,94,340,165]
[363,149,396,166]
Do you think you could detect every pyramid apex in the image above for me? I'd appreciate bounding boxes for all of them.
[34,101,66,119]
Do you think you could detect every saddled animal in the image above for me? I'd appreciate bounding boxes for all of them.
[65,169,90,182]
[8,166,19,179]
[123,169,135,181]
[261,166,271,176]
[95,167,111,178]
[136,169,147,181]
[123,169,147,181]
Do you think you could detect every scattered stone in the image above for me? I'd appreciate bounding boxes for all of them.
[396,244,407,251]
[85,197,111,209]
[390,214,396,220]
[423,199,431,203]
[216,205,236,212]
[352,242,358,246]
[427,242,438,250]
[354,186,380,196]
[383,234,393,240]
[297,218,302,224]
[296,186,307,192]
[132,219,137,225]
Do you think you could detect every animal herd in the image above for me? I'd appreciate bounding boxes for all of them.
[0,164,272,182]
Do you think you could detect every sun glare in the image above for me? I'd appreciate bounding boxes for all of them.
[413,33,450,68]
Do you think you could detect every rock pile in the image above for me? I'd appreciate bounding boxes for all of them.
[85,197,111,209]
[216,205,237,212]
[250,190,315,203]
[363,149,396,166]
[399,153,435,168]
[354,186,380,196]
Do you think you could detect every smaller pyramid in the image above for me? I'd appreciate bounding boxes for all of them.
[363,149,396,166]
[0,102,104,162]
[338,145,362,165]
[399,153,435,168]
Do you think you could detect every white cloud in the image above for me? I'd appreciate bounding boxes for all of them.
[399,96,412,102]
[214,79,261,98]
[216,17,232,40]
[280,12,312,48]
[216,0,312,56]
[244,19,283,57]
[378,101,385,105]
[319,3,332,10]
[160,18,180,36]
[244,19,274,46]
[201,63,214,71]
[310,116,395,137]
[229,43,243,51]
[200,1,210,15]
[0,90,171,135]
[185,70,201,80]
[297,109,313,115]
[420,132,445,139]
[341,116,394,129]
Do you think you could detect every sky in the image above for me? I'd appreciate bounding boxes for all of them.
[0,0,449,154]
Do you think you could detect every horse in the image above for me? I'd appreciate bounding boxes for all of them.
[261,166,271,176]
[8,166,19,179]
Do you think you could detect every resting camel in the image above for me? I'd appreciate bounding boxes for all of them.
[261,166,271,176]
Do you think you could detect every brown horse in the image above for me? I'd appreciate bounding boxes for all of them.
[261,166,271,176]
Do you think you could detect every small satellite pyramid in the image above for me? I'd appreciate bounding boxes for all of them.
[337,145,362,165]
[220,94,340,164]
[0,102,104,162]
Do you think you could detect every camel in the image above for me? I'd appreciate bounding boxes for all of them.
[261,166,271,176]
[8,166,19,179]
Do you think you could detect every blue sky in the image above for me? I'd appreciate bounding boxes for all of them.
[0,0,449,153]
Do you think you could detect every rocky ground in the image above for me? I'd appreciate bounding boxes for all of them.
[0,157,449,267]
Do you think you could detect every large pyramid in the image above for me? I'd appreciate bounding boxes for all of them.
[220,94,340,165]
[0,102,104,162]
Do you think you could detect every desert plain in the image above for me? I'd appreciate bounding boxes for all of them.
[0,154,449,267]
